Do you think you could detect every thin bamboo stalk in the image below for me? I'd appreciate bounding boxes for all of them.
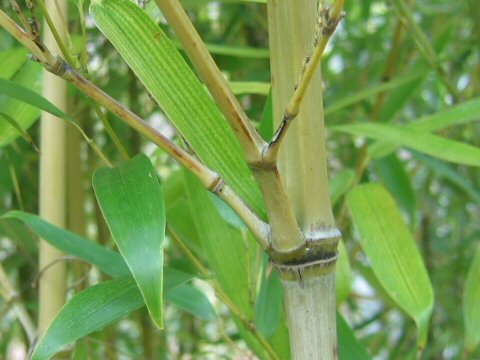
[38,0,68,335]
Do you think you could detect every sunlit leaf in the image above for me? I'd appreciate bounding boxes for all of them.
[347,184,434,347]
[90,0,265,217]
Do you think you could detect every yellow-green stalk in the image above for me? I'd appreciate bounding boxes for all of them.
[38,0,68,335]
[267,0,344,358]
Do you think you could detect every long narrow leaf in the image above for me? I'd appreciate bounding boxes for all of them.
[93,154,166,328]
[347,184,434,348]
[31,277,144,360]
[463,242,480,351]
[0,62,42,146]
[2,211,129,278]
[332,123,480,167]
[90,0,265,217]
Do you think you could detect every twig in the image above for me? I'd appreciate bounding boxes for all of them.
[264,0,345,163]
[0,9,270,247]
[9,0,33,35]
[154,0,266,163]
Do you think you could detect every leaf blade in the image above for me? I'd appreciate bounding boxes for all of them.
[93,154,166,328]
[347,184,434,347]
[89,0,265,217]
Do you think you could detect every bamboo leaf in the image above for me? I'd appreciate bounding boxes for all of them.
[0,112,39,150]
[463,242,480,351]
[409,97,480,132]
[166,283,216,321]
[332,123,480,167]
[336,240,351,304]
[0,62,43,147]
[0,47,29,79]
[337,312,372,360]
[90,0,265,217]
[230,81,270,95]
[374,154,416,224]
[347,184,434,348]
[324,71,424,115]
[0,72,67,120]
[2,211,129,278]
[93,154,166,329]
[31,277,144,360]
[329,168,356,207]
[181,169,251,315]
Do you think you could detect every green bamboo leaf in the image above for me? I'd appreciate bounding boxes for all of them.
[332,123,480,167]
[0,72,67,120]
[166,283,216,321]
[90,0,265,217]
[374,154,416,224]
[329,168,356,206]
[0,62,43,146]
[0,47,29,79]
[182,169,251,315]
[26,273,196,360]
[409,97,480,132]
[415,153,480,205]
[347,184,434,348]
[337,312,372,360]
[2,211,129,278]
[336,240,351,304]
[324,71,424,115]
[93,154,166,329]
[31,277,144,360]
[463,242,480,351]
[230,81,270,95]
[181,169,270,358]
[0,112,39,150]
[32,277,144,360]
[255,262,283,338]
[369,98,480,157]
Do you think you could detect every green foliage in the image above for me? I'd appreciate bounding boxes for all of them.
[93,154,166,328]
[0,0,479,358]
[347,184,434,347]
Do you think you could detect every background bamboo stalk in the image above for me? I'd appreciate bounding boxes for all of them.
[38,0,68,335]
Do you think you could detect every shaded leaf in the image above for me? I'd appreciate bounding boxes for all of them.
[31,277,144,360]
[463,242,480,351]
[2,211,129,278]
[166,283,216,321]
[337,312,372,360]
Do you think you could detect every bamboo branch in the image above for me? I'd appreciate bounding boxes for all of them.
[264,0,345,163]
[154,0,266,163]
[0,9,53,65]
[0,10,270,248]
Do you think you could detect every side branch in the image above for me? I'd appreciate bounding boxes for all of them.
[154,0,266,163]
[0,10,270,248]
[263,0,345,163]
